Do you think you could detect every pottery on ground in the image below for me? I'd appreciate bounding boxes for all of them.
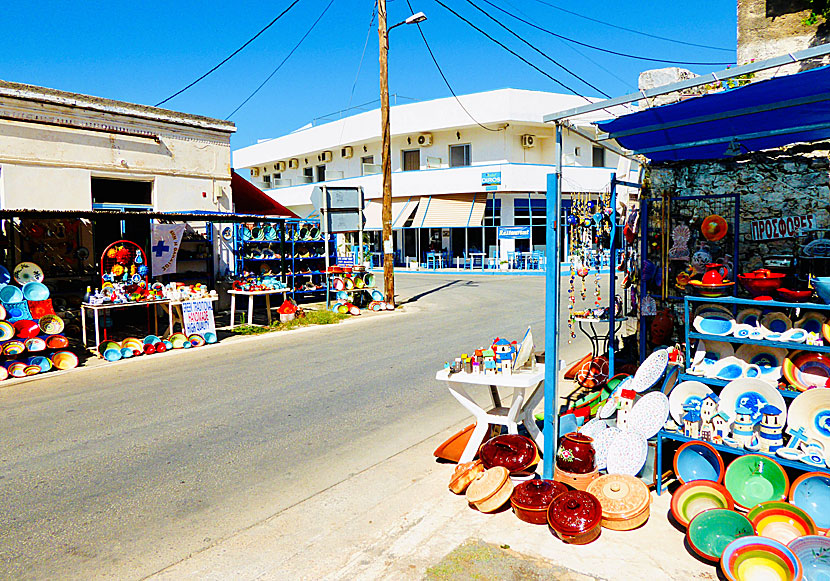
[511,479,568,525]
[674,440,725,485]
[748,501,817,545]
[466,466,514,513]
[547,489,602,545]
[687,508,754,563]
[720,536,802,581]
[555,432,595,475]
[671,480,735,528]
[479,434,539,473]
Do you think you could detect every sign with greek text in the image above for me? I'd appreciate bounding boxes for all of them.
[181,300,216,336]
[750,214,815,241]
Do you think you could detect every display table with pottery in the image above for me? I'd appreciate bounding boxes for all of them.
[227,288,291,329]
[81,299,173,351]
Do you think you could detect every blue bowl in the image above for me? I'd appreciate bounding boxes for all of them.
[0,285,23,304]
[143,335,161,345]
[163,340,173,350]
[103,348,122,362]
[204,332,217,344]
[22,281,49,301]
[674,440,725,484]
[790,472,830,530]
[814,277,830,305]
[120,347,133,359]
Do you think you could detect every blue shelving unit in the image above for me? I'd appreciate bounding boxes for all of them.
[283,218,333,301]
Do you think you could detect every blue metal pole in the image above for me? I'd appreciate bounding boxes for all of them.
[543,123,563,479]
[608,173,617,377]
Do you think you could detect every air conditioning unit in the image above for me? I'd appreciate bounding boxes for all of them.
[417,133,433,147]
[320,150,333,163]
[521,134,536,148]
[250,167,260,177]
[276,161,286,172]
[341,146,353,159]
[288,158,299,169]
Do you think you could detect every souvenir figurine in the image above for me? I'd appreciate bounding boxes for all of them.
[758,405,784,453]
[732,406,755,448]
[711,412,731,443]
[700,393,720,425]
[668,224,691,261]
[683,409,701,439]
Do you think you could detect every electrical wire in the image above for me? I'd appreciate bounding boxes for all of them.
[226,0,335,119]
[478,0,735,66]
[527,0,735,53]
[405,0,502,131]
[338,1,377,144]
[155,0,301,107]
[464,0,611,98]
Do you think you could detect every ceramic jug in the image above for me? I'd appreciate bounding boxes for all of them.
[701,263,728,285]
[556,432,596,474]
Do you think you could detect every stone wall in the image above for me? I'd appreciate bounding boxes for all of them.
[647,144,830,269]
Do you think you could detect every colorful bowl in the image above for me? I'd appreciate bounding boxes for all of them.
[0,321,12,341]
[789,472,830,532]
[162,340,173,351]
[6,361,27,377]
[671,480,735,528]
[788,535,830,580]
[748,501,817,545]
[23,364,40,376]
[103,348,122,362]
[688,280,736,298]
[787,388,830,450]
[0,285,23,304]
[24,336,46,352]
[188,334,205,347]
[45,335,68,349]
[121,337,143,352]
[13,319,40,339]
[21,281,49,301]
[51,351,79,370]
[739,270,786,297]
[721,536,802,581]
[26,355,51,372]
[0,366,8,381]
[204,331,217,344]
[674,440,725,485]
[687,508,754,563]
[120,347,134,359]
[783,352,830,391]
[724,455,790,511]
[143,335,161,345]
[38,314,64,335]
[3,340,26,356]
[777,289,814,303]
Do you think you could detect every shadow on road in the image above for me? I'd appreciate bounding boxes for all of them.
[399,280,461,305]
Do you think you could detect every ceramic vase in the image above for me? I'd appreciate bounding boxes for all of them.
[556,432,595,475]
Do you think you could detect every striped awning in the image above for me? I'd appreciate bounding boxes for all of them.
[412,194,483,228]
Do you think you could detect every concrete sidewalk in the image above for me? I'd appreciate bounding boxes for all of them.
[146,421,717,581]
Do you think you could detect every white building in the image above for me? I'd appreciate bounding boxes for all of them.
[233,89,621,265]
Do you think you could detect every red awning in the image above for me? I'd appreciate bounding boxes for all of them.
[231,171,297,217]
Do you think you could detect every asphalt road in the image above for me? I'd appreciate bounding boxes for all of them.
[0,273,592,580]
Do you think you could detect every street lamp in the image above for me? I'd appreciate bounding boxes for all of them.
[378,3,426,308]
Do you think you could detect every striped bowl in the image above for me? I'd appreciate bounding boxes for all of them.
[748,501,817,545]
[721,536,802,581]
[671,480,735,528]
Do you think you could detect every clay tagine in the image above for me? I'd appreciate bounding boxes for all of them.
[547,489,602,544]
[449,459,485,494]
[479,434,538,473]
[511,479,568,525]
[466,466,514,513]
[586,474,651,531]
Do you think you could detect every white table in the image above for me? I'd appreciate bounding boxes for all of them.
[81,299,172,352]
[228,289,290,328]
[436,364,545,463]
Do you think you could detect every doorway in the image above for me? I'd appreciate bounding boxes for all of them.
[91,178,153,260]
[402,149,420,171]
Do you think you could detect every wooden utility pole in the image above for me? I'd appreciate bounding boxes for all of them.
[378,0,395,307]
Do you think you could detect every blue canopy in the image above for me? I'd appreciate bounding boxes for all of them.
[596,65,830,163]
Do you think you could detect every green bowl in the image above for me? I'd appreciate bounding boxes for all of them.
[724,454,790,511]
[687,509,754,562]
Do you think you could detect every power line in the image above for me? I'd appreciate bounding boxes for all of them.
[405,0,502,131]
[226,0,335,119]
[155,0,301,107]
[338,1,378,144]
[479,0,735,66]
[464,0,612,98]
[528,0,735,53]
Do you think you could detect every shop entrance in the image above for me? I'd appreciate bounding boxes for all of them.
[91,178,153,261]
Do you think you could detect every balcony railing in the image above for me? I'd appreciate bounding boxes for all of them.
[362,163,381,176]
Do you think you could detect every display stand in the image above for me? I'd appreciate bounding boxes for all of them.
[81,299,172,351]
[228,289,290,328]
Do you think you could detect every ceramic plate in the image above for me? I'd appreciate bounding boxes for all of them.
[693,314,735,336]
[631,348,669,392]
[788,388,830,450]
[661,364,681,395]
[795,311,827,335]
[779,328,809,343]
[606,430,648,476]
[735,344,786,383]
[732,323,754,339]
[711,357,756,381]
[579,418,607,440]
[669,380,714,423]
[761,312,793,334]
[694,304,734,319]
[736,308,762,327]
[783,351,830,391]
[221,226,233,241]
[13,262,43,285]
[593,427,621,471]
[691,340,735,376]
[718,377,787,424]
[627,391,670,439]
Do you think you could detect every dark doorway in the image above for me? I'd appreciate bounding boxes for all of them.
[91,178,153,260]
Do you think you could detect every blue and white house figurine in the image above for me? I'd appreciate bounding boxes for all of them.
[700,393,720,425]
[683,409,701,439]
[711,412,731,444]
[732,406,756,448]
[497,352,513,375]
[492,338,517,358]
[758,404,784,453]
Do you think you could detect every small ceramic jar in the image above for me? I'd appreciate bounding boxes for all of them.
[449,460,485,494]
[511,479,568,524]
[586,474,651,531]
[556,432,596,474]
[466,467,514,513]
[480,434,538,473]
[547,489,602,544]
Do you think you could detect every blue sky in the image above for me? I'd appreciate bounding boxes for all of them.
[2,1,736,152]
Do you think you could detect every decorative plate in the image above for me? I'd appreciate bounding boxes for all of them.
[711,357,754,381]
[579,418,608,440]
[761,312,792,334]
[0,265,10,286]
[669,380,714,423]
[13,262,43,285]
[605,430,648,476]
[264,225,277,241]
[221,226,233,241]
[593,427,621,471]
[779,328,808,343]
[701,214,728,241]
[735,344,786,383]
[788,536,830,579]
[794,311,827,335]
[691,340,734,376]
[694,304,734,319]
[732,323,754,339]
[789,473,830,530]
[788,388,830,450]
[0,320,14,341]
[240,226,252,241]
[661,364,681,395]
[783,351,830,391]
[693,314,735,336]
[4,301,32,323]
[631,348,669,392]
[736,308,762,327]
[627,391,670,439]
[718,377,787,424]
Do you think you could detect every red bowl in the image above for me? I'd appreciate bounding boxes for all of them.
[738,270,785,296]
[13,319,40,339]
[777,288,814,302]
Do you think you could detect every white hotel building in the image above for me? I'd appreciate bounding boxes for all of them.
[233,89,621,265]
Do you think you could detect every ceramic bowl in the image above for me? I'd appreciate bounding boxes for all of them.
[694,314,736,336]
[546,489,602,544]
[511,479,568,524]
[103,348,121,362]
[120,347,133,359]
[788,535,830,580]
[789,472,830,532]
[22,281,49,301]
[777,288,814,303]
[45,335,68,349]
[783,352,830,391]
[687,508,754,563]
[13,319,39,339]
[0,366,8,381]
[143,335,161,345]
[24,336,46,352]
[671,480,735,528]
[50,351,79,370]
[169,333,188,349]
[188,334,206,347]
[748,501,817,545]
[0,321,13,341]
[674,441,725,485]
[0,285,23,304]
[688,280,735,298]
[6,361,27,377]
[738,271,786,297]
[813,277,830,305]
[720,536,802,581]
[38,314,64,335]
[724,454,790,511]
[466,466,514,513]
[26,355,51,373]
[481,434,539,473]
[204,331,218,344]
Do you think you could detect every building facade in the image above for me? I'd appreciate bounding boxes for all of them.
[233,89,621,265]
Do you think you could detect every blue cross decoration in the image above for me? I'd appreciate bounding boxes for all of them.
[152,239,171,257]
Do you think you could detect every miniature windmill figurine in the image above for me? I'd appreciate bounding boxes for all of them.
[758,404,784,453]
[711,412,731,444]
[683,409,701,439]
[732,406,755,448]
[699,393,720,425]
[616,389,636,430]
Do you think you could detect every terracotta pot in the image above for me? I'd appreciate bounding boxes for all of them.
[511,479,568,524]
[480,434,538,473]
[586,474,651,531]
[547,490,602,544]
[556,432,595,474]
[466,467,514,513]
[449,460,485,494]
[553,467,599,491]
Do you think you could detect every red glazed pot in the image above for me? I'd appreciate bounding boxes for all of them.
[556,432,596,475]
[143,344,156,355]
[511,479,568,524]
[479,434,538,473]
[547,489,602,544]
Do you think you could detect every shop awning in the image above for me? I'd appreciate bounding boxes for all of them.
[363,197,417,229]
[231,171,297,217]
[410,194,481,228]
[595,65,830,163]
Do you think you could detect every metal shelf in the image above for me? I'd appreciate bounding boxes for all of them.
[688,332,830,353]
[687,295,830,311]
[676,372,801,398]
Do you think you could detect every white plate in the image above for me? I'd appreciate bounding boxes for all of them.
[779,328,808,343]
[669,380,714,423]
[718,377,787,425]
[631,349,669,393]
[593,427,622,471]
[788,388,830,450]
[735,344,786,383]
[711,356,761,381]
[579,418,608,440]
[598,396,618,419]
[693,314,735,336]
[606,430,648,476]
[627,392,670,439]
[691,340,735,376]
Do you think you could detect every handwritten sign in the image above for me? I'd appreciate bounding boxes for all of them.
[750,214,815,241]
[181,300,216,336]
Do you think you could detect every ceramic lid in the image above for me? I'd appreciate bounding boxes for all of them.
[587,474,650,520]
[511,479,567,510]
[546,490,602,535]
[480,434,537,472]
[466,467,509,504]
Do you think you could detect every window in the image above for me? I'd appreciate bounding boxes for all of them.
[91,177,152,206]
[530,198,546,225]
[574,146,581,157]
[262,174,271,187]
[304,167,313,178]
[316,164,326,182]
[449,144,471,167]
[361,155,374,165]
[592,146,606,168]
[483,198,501,227]
[402,149,420,171]
[514,198,531,226]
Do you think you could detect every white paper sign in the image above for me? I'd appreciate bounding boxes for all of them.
[151,224,186,275]
[181,300,216,336]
